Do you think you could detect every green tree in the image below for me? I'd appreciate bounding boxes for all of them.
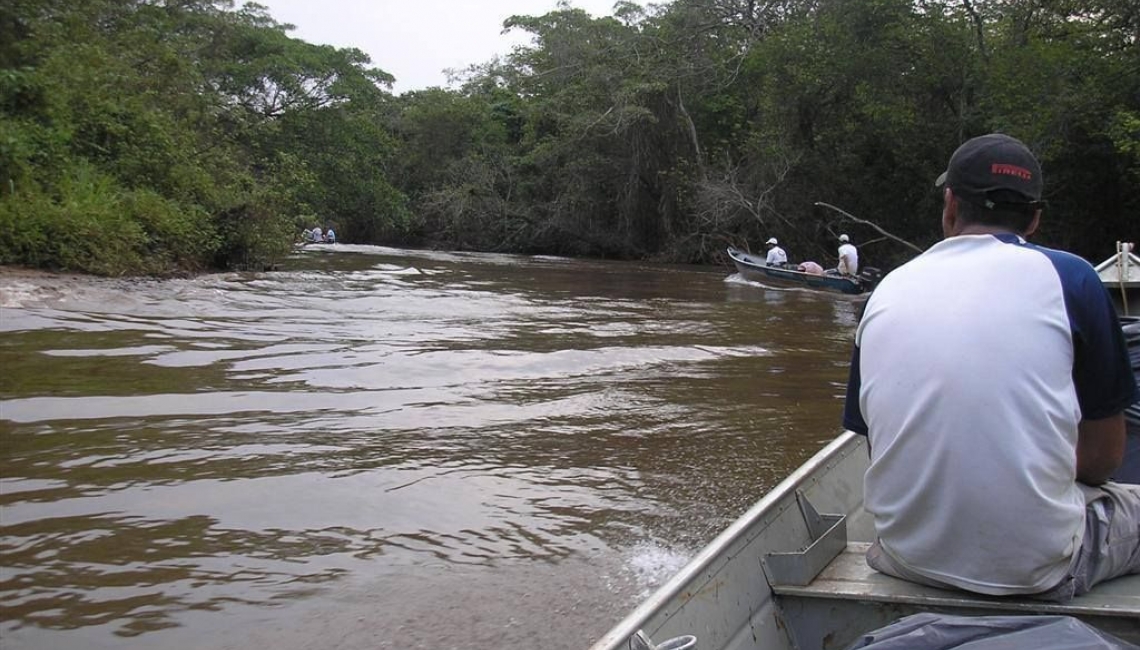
[0,0,402,273]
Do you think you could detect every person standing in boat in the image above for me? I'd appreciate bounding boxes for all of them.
[837,234,859,276]
[843,133,1140,601]
[765,237,787,267]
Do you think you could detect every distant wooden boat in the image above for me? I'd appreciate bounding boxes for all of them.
[589,431,1140,650]
[727,247,876,295]
[1096,241,1139,316]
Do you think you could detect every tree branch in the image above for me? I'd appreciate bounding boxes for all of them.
[813,202,925,254]
[961,0,989,63]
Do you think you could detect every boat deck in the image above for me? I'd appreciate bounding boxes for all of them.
[773,542,1140,648]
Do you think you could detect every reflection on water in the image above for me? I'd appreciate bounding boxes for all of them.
[0,247,859,649]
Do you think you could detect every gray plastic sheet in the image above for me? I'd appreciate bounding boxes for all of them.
[845,613,1139,650]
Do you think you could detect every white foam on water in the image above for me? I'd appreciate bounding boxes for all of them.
[624,540,694,596]
[0,280,45,308]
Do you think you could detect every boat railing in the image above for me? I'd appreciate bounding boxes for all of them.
[1115,241,1134,315]
[588,432,870,650]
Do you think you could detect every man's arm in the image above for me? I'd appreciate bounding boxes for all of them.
[1076,412,1126,485]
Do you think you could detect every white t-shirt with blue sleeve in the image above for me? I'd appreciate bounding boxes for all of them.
[843,233,1138,595]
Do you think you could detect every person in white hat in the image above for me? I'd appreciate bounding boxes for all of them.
[764,237,787,267]
[836,234,859,276]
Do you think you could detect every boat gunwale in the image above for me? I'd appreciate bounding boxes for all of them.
[589,431,866,650]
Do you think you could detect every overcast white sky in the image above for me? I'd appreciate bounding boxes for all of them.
[252,0,622,94]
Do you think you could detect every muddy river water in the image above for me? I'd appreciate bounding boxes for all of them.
[0,245,861,650]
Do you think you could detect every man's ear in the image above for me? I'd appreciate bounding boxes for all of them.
[1023,210,1041,238]
[941,188,958,237]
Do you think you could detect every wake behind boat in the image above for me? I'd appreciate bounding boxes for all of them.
[727,247,879,295]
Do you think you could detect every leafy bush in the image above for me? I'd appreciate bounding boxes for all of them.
[0,163,219,275]
[210,202,294,272]
[122,189,218,274]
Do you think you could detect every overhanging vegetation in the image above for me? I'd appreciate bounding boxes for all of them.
[1,0,1136,275]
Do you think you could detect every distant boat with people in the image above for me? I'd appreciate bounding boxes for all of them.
[727,247,880,295]
[299,227,336,246]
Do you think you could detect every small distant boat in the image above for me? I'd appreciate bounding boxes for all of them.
[727,247,878,295]
[589,431,1140,650]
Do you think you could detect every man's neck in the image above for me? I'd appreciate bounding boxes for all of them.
[954,225,1022,237]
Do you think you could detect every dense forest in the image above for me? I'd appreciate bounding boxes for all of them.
[1,0,1136,276]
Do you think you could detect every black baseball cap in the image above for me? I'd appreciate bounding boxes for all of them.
[935,134,1044,212]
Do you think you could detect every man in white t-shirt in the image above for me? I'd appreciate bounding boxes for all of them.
[837,234,859,276]
[764,237,787,266]
[844,133,1139,601]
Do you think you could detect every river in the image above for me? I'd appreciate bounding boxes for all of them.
[0,244,861,650]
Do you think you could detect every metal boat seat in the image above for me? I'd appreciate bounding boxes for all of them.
[772,542,1140,647]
